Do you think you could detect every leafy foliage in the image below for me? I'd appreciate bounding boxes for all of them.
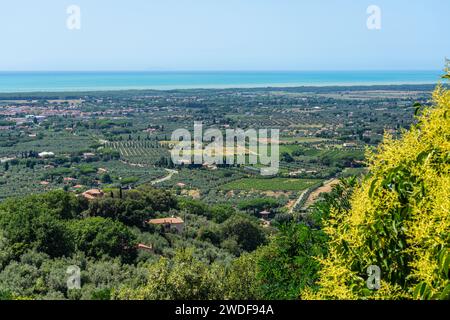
[221,214,267,252]
[0,195,75,259]
[305,82,450,299]
[69,217,137,263]
[113,248,225,300]
[256,223,327,299]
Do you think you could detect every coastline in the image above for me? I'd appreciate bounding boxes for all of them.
[0,70,442,94]
[0,81,439,94]
[0,82,440,95]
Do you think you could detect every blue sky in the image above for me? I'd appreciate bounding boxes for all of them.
[0,0,449,71]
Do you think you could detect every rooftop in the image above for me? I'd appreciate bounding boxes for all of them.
[148,217,184,225]
[82,189,104,200]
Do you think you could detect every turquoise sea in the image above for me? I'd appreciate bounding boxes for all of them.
[0,70,442,93]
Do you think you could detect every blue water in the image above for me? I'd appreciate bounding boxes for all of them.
[0,70,442,93]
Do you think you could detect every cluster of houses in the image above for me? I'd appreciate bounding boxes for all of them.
[77,186,274,251]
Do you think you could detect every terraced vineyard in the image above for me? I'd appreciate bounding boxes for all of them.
[106,140,170,166]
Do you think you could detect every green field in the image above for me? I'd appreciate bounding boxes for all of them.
[221,177,321,191]
[279,144,302,154]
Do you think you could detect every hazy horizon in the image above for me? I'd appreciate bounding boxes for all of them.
[1,0,449,71]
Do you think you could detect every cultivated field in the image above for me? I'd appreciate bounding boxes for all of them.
[221,177,321,191]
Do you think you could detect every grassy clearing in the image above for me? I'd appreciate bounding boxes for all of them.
[279,144,301,154]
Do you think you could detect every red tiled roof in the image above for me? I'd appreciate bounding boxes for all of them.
[81,189,104,200]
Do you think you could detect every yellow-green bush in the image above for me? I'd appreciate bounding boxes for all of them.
[304,74,449,300]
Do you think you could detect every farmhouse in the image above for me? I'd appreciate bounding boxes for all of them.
[176,159,191,165]
[83,152,96,160]
[148,216,184,233]
[82,188,104,200]
[38,151,55,158]
[202,162,218,170]
[343,142,358,149]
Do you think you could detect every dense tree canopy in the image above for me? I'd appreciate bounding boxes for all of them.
[0,196,74,259]
[221,214,267,252]
[69,217,137,263]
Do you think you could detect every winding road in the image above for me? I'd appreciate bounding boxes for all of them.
[150,169,178,185]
